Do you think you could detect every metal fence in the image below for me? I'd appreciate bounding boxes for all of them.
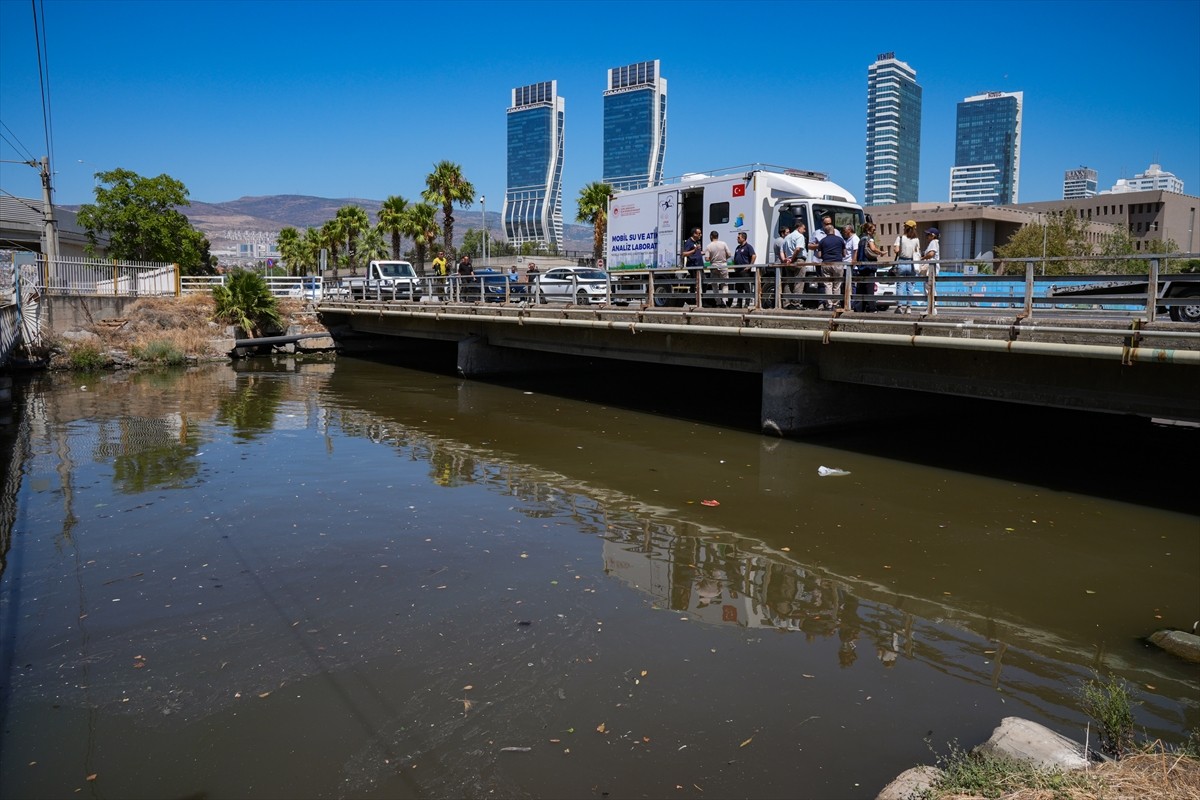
[314,253,1200,324]
[33,255,178,297]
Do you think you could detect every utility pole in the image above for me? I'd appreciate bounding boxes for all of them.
[39,156,60,271]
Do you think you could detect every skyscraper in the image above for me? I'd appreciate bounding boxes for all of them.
[602,60,667,191]
[949,91,1023,205]
[503,81,565,249]
[864,53,922,206]
[1063,167,1098,199]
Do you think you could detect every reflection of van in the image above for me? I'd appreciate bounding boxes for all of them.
[606,165,865,272]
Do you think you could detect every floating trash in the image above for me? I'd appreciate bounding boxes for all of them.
[817,466,850,477]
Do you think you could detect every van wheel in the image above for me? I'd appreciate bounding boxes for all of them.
[1169,288,1200,323]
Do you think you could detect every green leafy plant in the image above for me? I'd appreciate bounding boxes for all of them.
[922,739,1099,799]
[212,270,283,338]
[67,343,105,371]
[131,340,185,365]
[1078,672,1139,759]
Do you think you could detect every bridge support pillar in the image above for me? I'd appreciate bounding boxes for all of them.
[761,362,897,437]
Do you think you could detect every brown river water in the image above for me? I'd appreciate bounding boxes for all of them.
[1,353,1197,799]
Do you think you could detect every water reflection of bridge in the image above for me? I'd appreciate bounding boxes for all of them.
[321,388,1199,739]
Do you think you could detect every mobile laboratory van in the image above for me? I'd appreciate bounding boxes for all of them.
[606,165,866,270]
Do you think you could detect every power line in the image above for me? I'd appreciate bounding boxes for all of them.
[0,120,37,163]
[31,0,56,172]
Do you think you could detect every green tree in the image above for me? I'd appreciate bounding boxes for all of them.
[276,226,303,276]
[995,209,1093,275]
[400,202,440,274]
[377,195,409,260]
[302,226,324,273]
[358,226,390,264]
[423,161,475,259]
[461,227,483,258]
[320,219,343,276]
[76,168,213,274]
[212,270,283,337]
[576,181,612,264]
[334,205,371,272]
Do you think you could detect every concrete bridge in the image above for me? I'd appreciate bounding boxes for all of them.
[316,298,1200,435]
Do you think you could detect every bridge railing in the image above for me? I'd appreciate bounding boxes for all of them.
[314,253,1200,323]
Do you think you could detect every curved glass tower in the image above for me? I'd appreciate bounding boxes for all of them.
[503,80,565,249]
[864,52,922,206]
[602,60,667,191]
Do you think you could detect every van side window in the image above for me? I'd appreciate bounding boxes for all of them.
[709,202,730,225]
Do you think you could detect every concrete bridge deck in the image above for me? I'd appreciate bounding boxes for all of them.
[316,299,1200,435]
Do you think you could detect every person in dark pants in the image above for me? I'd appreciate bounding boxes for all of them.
[732,230,756,307]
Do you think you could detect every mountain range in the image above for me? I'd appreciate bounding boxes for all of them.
[173,195,594,253]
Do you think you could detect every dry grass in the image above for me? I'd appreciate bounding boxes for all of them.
[935,751,1200,800]
[102,294,223,356]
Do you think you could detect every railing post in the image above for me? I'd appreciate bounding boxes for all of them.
[1147,258,1160,322]
[926,262,937,316]
[647,271,655,307]
[1024,261,1035,317]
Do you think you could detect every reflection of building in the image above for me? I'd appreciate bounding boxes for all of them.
[949,91,1023,205]
[864,52,922,206]
[1063,167,1098,199]
[603,60,667,191]
[1104,162,1184,195]
[503,80,565,249]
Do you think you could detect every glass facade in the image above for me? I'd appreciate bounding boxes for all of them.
[950,91,1023,205]
[603,60,667,191]
[503,81,564,248]
[864,53,921,206]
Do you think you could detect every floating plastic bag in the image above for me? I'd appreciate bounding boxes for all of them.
[817,466,850,477]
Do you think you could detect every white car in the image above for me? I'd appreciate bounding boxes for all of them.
[534,267,610,305]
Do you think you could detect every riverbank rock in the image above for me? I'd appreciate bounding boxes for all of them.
[875,765,941,800]
[1149,629,1200,663]
[974,716,1088,770]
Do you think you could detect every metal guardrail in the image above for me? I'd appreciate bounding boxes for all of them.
[316,254,1200,324]
[33,255,178,297]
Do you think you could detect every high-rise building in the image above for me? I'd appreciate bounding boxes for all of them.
[1105,163,1184,194]
[864,52,922,206]
[1063,167,1098,199]
[949,91,1023,205]
[602,60,667,191]
[503,80,565,249]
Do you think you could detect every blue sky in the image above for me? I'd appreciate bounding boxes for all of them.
[2,0,1198,217]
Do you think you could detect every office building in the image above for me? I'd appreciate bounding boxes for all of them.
[864,52,922,206]
[1104,163,1184,195]
[1063,167,1098,199]
[503,80,565,249]
[949,91,1023,205]
[602,60,667,191]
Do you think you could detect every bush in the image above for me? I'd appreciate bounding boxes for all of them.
[1078,672,1139,759]
[67,343,106,371]
[212,270,283,337]
[924,739,1099,798]
[131,339,186,365]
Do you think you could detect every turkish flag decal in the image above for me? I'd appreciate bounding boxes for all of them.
[731,184,746,197]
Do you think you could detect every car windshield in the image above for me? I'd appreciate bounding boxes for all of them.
[377,263,414,277]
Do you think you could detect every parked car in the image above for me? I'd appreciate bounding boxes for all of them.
[534,267,610,305]
[472,268,527,302]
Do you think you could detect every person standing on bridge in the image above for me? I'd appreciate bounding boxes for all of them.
[704,230,732,306]
[682,228,705,268]
[732,231,756,308]
[432,250,447,277]
[892,220,921,314]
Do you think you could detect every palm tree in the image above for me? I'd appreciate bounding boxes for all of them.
[359,225,390,265]
[576,182,613,264]
[335,205,371,272]
[276,226,302,276]
[422,161,475,260]
[320,219,343,278]
[302,226,324,274]
[400,202,440,274]
[377,195,409,260]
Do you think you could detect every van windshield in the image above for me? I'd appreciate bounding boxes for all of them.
[812,204,864,234]
[378,263,415,277]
